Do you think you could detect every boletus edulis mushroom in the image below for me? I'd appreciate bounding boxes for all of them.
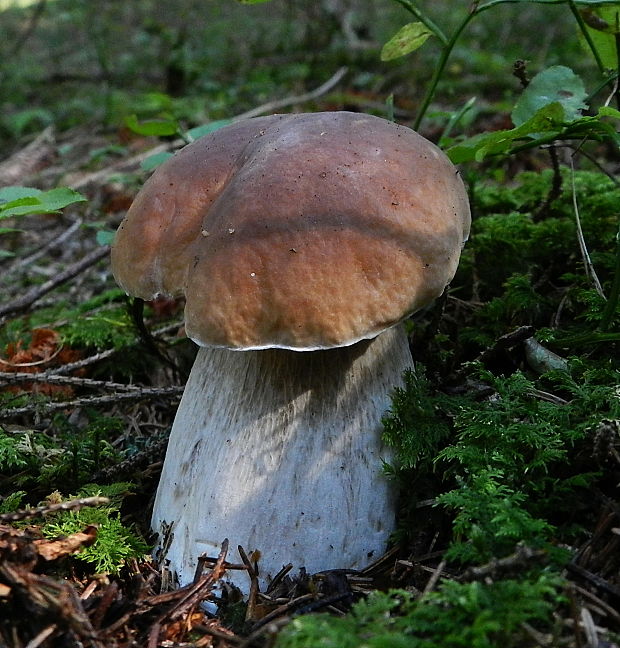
[111,111,470,589]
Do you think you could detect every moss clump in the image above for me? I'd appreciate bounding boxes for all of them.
[277,576,563,648]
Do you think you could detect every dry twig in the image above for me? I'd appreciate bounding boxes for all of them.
[0,371,144,391]
[2,385,183,418]
[0,496,109,523]
[0,246,109,320]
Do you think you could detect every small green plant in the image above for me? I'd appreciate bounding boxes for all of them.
[0,490,26,514]
[41,484,150,574]
[382,1,620,132]
[0,411,125,494]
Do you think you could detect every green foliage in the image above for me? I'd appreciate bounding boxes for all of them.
[382,369,452,470]
[454,168,620,350]
[0,289,138,353]
[0,186,86,218]
[579,4,620,68]
[0,411,124,494]
[0,430,30,470]
[277,575,564,648]
[41,484,150,574]
[384,364,617,564]
[447,68,618,162]
[0,490,26,514]
[511,66,587,126]
[60,295,136,351]
[0,186,86,257]
[124,114,180,137]
[381,22,433,61]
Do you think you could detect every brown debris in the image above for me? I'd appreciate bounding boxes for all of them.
[0,127,56,188]
[34,526,98,562]
[0,529,241,648]
[0,328,82,397]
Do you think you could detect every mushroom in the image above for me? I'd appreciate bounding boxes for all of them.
[111,111,470,589]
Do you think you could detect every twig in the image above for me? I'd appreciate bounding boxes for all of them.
[572,583,620,625]
[0,246,110,319]
[24,624,57,648]
[47,348,119,375]
[264,562,293,594]
[1,218,83,283]
[0,371,143,391]
[0,563,97,639]
[193,623,242,645]
[164,539,230,623]
[0,496,109,523]
[233,67,348,121]
[69,67,349,191]
[520,622,553,647]
[247,593,316,632]
[238,544,260,622]
[566,562,620,598]
[461,545,547,582]
[69,143,171,190]
[0,126,55,189]
[1,385,184,418]
[8,0,48,59]
[7,0,47,60]
[238,617,291,648]
[476,325,535,366]
[91,434,168,483]
[421,558,447,595]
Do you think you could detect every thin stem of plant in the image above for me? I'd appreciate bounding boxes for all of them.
[570,160,605,298]
[413,11,475,130]
[567,0,606,74]
[392,0,448,45]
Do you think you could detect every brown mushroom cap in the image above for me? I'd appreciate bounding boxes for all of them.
[111,111,470,350]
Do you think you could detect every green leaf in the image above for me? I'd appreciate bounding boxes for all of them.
[125,114,179,137]
[448,102,565,163]
[236,0,271,3]
[0,187,86,219]
[3,108,53,137]
[140,151,174,171]
[0,186,42,202]
[580,5,620,33]
[381,22,433,61]
[31,187,87,211]
[186,119,233,141]
[96,230,116,246]
[512,66,587,127]
[578,4,620,69]
[598,105,620,119]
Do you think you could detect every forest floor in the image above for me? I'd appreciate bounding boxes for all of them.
[1,2,620,647]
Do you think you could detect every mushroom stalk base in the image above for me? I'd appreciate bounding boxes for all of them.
[152,325,413,590]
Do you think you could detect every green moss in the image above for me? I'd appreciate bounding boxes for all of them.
[41,484,150,574]
[277,576,564,648]
[0,411,125,494]
[384,364,617,563]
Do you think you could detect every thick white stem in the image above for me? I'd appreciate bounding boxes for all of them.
[152,324,412,589]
